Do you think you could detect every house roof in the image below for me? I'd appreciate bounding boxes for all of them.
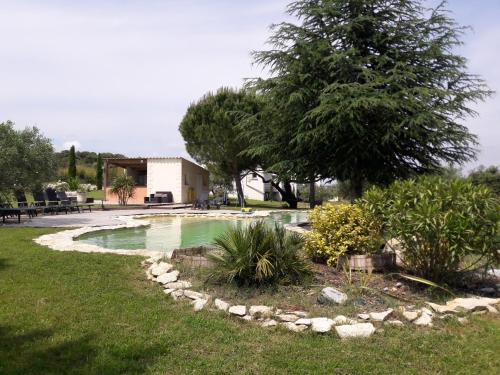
[103,157,207,171]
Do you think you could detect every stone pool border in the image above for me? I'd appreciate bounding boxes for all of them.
[33,210,303,258]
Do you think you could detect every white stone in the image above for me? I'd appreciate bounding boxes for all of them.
[402,311,419,322]
[357,313,370,320]
[283,322,307,332]
[369,309,393,322]
[241,315,253,321]
[261,319,278,327]
[386,320,404,326]
[277,314,299,322]
[249,305,273,318]
[156,270,179,284]
[150,262,173,276]
[164,281,192,290]
[457,317,469,324]
[228,305,246,316]
[426,297,500,314]
[335,323,376,339]
[170,290,184,300]
[163,288,174,295]
[192,299,208,311]
[295,318,312,326]
[183,290,204,300]
[310,317,334,333]
[318,287,348,305]
[414,312,433,327]
[420,307,434,317]
[214,298,230,312]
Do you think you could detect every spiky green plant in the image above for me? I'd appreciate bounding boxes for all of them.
[207,221,311,286]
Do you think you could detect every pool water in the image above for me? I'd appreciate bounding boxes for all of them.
[78,211,309,253]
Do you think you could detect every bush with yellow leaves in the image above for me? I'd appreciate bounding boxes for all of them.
[304,203,382,266]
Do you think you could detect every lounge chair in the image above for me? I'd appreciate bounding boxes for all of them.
[32,191,56,214]
[45,188,69,214]
[14,191,40,216]
[57,191,94,213]
[0,202,36,223]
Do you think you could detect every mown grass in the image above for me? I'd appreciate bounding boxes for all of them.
[0,227,499,374]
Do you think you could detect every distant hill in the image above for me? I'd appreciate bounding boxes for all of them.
[55,150,126,184]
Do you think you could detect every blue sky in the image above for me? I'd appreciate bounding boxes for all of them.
[0,0,498,171]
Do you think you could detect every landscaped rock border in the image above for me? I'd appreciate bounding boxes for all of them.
[142,255,500,339]
[33,210,500,339]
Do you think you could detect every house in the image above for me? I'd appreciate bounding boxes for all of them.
[230,170,298,201]
[103,157,209,204]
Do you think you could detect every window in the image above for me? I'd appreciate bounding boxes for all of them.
[250,172,258,180]
[184,174,188,185]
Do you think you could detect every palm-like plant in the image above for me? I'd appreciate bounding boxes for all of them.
[208,221,311,286]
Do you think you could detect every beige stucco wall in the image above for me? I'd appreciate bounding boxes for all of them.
[146,158,183,202]
[180,159,209,203]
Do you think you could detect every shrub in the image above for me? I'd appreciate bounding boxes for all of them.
[110,176,135,205]
[208,221,311,286]
[43,180,70,192]
[304,204,382,266]
[362,176,499,282]
[67,177,80,191]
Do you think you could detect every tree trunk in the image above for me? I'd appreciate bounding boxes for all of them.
[233,173,245,207]
[309,180,316,209]
[350,176,364,202]
[281,180,298,209]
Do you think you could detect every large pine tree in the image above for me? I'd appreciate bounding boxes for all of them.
[250,0,491,198]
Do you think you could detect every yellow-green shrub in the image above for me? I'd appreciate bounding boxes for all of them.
[304,204,382,266]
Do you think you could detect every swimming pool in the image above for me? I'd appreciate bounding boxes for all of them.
[77,211,309,254]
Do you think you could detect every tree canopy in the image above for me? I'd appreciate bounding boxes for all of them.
[248,0,491,198]
[0,121,55,198]
[179,87,263,205]
[68,145,77,178]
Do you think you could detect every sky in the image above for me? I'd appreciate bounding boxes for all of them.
[0,0,498,171]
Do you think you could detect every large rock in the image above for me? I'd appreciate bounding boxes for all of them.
[249,305,273,318]
[413,312,432,327]
[192,299,208,312]
[283,322,308,332]
[369,309,393,322]
[310,317,334,333]
[164,281,192,290]
[318,287,347,305]
[402,310,419,322]
[150,262,173,276]
[228,305,246,316]
[277,314,300,322]
[426,297,500,314]
[261,319,278,328]
[332,315,354,325]
[183,290,204,300]
[295,318,312,326]
[335,323,376,339]
[156,270,179,284]
[214,298,230,312]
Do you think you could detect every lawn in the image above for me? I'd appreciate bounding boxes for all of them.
[0,227,499,375]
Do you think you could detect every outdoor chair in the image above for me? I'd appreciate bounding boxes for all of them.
[57,191,94,213]
[14,191,39,217]
[0,202,36,223]
[32,191,56,214]
[45,188,69,214]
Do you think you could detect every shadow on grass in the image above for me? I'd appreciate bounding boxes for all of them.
[0,325,161,375]
[0,258,9,271]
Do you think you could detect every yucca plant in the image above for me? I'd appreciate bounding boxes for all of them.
[207,221,311,286]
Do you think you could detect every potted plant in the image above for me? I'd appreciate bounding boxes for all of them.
[304,203,394,272]
[77,183,97,203]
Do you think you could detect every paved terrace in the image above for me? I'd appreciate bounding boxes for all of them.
[13,208,255,228]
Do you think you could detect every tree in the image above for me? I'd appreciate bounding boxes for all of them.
[110,176,135,205]
[179,87,262,206]
[0,121,55,199]
[68,145,77,178]
[96,154,103,190]
[251,0,491,199]
[469,165,500,196]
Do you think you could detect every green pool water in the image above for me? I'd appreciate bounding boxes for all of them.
[78,211,309,253]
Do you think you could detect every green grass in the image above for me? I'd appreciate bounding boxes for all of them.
[87,190,104,200]
[1,227,499,374]
[225,198,310,211]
